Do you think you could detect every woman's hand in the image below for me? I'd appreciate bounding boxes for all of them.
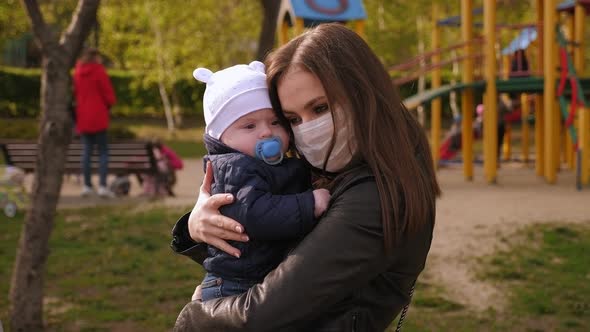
[188,161,249,258]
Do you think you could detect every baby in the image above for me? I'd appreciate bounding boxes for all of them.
[193,61,330,301]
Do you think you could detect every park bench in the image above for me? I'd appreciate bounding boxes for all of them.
[0,140,158,178]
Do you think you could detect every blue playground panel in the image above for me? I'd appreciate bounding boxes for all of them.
[556,0,590,12]
[289,0,366,23]
[502,27,537,55]
[557,0,577,11]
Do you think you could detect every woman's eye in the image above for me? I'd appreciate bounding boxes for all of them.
[288,117,301,125]
[313,104,329,114]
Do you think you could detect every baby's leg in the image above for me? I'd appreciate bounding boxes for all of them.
[200,274,258,301]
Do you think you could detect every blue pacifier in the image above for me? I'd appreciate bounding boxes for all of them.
[254,137,284,165]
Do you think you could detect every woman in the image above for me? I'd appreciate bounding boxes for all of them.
[171,23,440,331]
[73,48,117,198]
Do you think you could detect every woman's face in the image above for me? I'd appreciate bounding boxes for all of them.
[277,66,356,172]
[277,66,331,126]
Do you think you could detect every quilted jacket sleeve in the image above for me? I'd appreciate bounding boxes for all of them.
[172,178,393,331]
[170,212,207,265]
[220,164,316,241]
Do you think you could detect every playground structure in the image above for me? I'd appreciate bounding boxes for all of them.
[276,0,367,45]
[391,0,590,188]
[274,1,589,188]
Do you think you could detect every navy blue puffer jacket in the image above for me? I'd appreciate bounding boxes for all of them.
[203,135,316,281]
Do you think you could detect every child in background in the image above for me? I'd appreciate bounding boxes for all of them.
[142,140,183,197]
[189,61,330,301]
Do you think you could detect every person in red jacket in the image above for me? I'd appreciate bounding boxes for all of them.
[73,48,117,198]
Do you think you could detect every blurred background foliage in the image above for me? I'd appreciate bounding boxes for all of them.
[1,0,586,122]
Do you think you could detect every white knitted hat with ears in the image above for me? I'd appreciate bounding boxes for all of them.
[193,61,272,139]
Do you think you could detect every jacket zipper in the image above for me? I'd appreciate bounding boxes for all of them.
[351,314,357,332]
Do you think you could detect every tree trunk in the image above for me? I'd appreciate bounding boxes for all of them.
[10,1,99,330]
[10,53,72,332]
[150,2,176,134]
[171,91,183,129]
[256,0,280,60]
[158,80,176,134]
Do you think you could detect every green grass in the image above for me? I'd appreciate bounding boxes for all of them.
[387,282,503,332]
[480,223,590,331]
[2,207,589,331]
[164,139,207,159]
[388,222,590,331]
[0,205,203,332]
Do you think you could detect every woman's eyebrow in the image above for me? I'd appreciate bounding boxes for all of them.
[282,96,326,114]
[304,96,326,109]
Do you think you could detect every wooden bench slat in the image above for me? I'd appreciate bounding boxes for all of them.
[68,143,147,149]
[9,156,151,163]
[6,148,150,154]
[65,162,152,168]
[5,144,38,149]
[1,140,157,175]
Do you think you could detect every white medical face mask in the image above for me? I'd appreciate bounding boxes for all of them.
[292,111,355,172]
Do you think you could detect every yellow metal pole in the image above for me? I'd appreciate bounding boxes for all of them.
[502,55,510,79]
[294,18,304,36]
[544,0,557,183]
[522,94,530,163]
[574,5,585,71]
[354,20,365,39]
[431,4,442,169]
[483,0,497,183]
[535,95,545,174]
[565,14,575,54]
[564,14,574,169]
[574,3,589,184]
[461,0,474,181]
[279,19,289,46]
[535,0,545,176]
[503,124,512,161]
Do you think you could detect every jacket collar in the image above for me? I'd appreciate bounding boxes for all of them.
[203,134,241,155]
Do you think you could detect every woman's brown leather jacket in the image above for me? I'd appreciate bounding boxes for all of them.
[170,166,434,331]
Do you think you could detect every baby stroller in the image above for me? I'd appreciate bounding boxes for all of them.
[0,166,28,218]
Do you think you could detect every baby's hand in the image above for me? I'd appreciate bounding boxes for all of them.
[312,189,331,218]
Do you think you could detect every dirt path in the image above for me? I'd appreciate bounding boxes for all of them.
[30,159,206,210]
[429,163,590,311]
[37,158,590,312]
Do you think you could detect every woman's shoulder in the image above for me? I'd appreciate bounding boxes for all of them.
[327,166,381,226]
[331,165,376,199]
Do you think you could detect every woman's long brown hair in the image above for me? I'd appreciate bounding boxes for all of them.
[265,23,441,252]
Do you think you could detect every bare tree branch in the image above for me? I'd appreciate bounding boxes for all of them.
[61,0,101,66]
[21,0,56,50]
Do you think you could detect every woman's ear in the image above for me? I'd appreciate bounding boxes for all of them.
[193,68,213,83]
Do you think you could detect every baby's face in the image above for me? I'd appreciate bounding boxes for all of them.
[220,108,290,158]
